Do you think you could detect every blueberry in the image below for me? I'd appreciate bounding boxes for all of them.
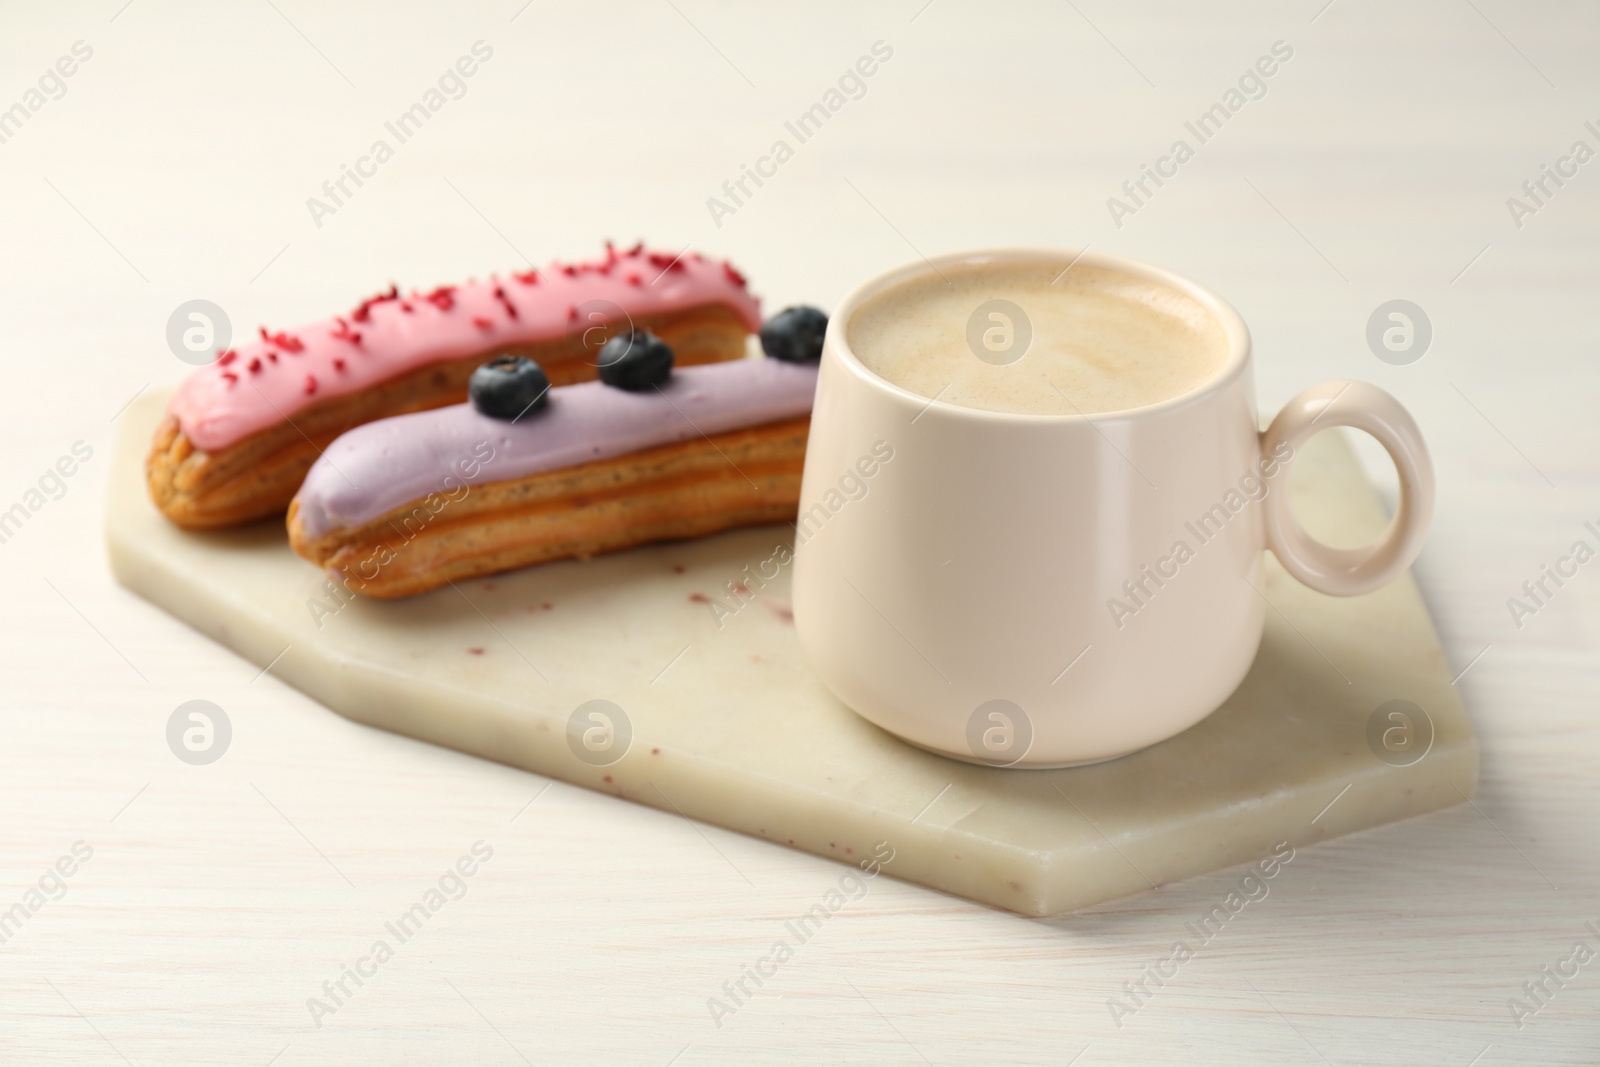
[469,356,551,420]
[597,330,674,391]
[759,306,828,363]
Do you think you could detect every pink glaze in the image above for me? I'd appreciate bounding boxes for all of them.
[293,357,819,540]
[169,244,762,452]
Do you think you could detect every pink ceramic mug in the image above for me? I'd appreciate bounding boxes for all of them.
[791,249,1434,768]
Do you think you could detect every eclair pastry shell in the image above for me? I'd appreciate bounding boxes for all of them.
[287,417,808,598]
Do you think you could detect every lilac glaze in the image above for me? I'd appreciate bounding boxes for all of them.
[293,358,819,538]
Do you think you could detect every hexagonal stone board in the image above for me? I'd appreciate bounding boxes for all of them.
[107,392,1476,915]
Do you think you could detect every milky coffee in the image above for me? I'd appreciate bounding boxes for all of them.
[846,260,1230,416]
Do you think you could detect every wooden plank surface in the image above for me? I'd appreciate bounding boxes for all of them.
[0,1,1596,1063]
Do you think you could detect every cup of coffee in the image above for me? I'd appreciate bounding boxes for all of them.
[791,249,1433,768]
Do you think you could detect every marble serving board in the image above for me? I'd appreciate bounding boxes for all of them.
[106,392,1477,916]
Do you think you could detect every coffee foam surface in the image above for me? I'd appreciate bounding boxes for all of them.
[847,260,1230,416]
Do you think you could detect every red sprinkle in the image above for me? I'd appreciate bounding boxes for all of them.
[303,374,317,395]
[352,284,400,323]
[424,286,456,311]
[513,269,539,285]
[625,273,642,286]
[217,349,237,365]
[221,371,238,384]
[333,357,347,372]
[647,252,682,271]
[329,318,363,345]
[472,316,493,331]
[266,351,278,363]
[560,264,578,277]
[259,327,305,353]
[247,357,262,373]
[566,305,578,321]
[626,240,644,256]
[723,262,746,287]
[400,301,414,313]
[493,285,518,320]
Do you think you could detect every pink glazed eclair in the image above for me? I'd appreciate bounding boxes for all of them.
[147,244,761,529]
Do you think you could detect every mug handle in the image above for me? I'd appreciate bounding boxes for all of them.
[1259,380,1435,596]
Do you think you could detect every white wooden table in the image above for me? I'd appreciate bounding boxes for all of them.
[2,2,1596,1063]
